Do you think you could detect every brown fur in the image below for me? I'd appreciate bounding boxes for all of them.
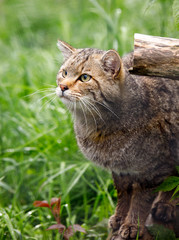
[56,40,179,239]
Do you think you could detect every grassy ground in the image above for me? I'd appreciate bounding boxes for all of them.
[0,0,178,239]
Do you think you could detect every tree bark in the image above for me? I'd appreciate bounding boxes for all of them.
[130,33,179,80]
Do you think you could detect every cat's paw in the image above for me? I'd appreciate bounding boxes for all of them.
[110,234,122,240]
[109,215,121,230]
[119,223,144,239]
[151,202,176,223]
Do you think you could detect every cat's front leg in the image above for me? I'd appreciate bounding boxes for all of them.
[109,190,131,231]
[118,184,156,240]
[109,173,132,233]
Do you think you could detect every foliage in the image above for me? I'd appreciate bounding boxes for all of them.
[0,208,18,240]
[156,167,179,199]
[33,197,86,239]
[148,224,177,240]
[0,0,178,239]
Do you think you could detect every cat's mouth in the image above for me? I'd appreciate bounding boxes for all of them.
[55,86,80,103]
[56,86,70,101]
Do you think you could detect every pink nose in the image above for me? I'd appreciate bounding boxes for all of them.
[60,84,68,92]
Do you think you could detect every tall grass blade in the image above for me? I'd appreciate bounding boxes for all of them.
[94,169,114,208]
[173,0,179,30]
[89,0,113,29]
[0,181,15,193]
[0,208,17,240]
[62,163,90,200]
[40,164,76,190]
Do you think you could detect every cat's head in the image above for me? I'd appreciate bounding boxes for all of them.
[56,40,124,116]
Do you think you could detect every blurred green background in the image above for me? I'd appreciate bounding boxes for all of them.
[0,0,178,239]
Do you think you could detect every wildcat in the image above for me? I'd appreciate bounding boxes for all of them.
[56,40,179,240]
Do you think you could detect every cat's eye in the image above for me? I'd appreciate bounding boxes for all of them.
[80,74,91,82]
[62,69,67,78]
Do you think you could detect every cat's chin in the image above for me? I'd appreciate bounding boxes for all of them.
[60,96,71,106]
[56,86,79,104]
[57,95,81,113]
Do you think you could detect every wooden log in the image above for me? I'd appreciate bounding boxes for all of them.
[130,33,179,80]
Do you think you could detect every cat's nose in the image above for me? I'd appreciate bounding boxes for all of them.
[60,84,68,92]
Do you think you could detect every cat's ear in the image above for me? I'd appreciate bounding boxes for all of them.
[57,40,76,61]
[101,50,121,78]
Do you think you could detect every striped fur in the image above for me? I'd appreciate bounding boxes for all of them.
[56,40,179,239]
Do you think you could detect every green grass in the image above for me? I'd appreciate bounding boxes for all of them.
[0,0,178,239]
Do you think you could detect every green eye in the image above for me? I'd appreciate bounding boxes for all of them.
[80,74,91,82]
[62,69,67,78]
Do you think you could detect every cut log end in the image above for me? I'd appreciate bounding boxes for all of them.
[129,33,179,80]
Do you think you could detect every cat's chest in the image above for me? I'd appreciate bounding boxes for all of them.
[74,122,171,180]
[75,126,136,171]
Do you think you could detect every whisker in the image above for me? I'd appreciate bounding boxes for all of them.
[24,88,56,98]
[66,99,75,121]
[85,96,120,120]
[79,101,88,134]
[63,99,73,114]
[74,98,77,122]
[63,103,72,120]
[41,95,57,110]
[68,102,75,124]
[82,97,105,124]
[37,92,56,103]
[39,95,56,110]
[43,84,57,88]
[80,98,97,132]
